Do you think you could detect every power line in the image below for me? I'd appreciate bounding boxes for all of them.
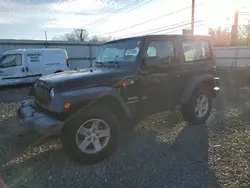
[240,11,250,14]
[91,0,154,28]
[163,23,206,34]
[116,0,154,15]
[148,20,203,34]
[125,21,189,36]
[86,0,143,27]
[98,6,190,36]
[119,20,203,39]
[240,13,250,16]
[96,3,204,37]
[86,0,153,28]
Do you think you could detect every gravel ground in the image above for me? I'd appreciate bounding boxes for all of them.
[0,71,250,188]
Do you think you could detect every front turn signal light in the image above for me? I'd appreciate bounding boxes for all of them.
[64,102,71,109]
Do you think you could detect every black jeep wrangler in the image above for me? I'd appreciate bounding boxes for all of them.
[18,35,220,164]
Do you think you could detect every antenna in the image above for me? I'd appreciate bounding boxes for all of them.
[45,31,48,42]
[45,31,48,48]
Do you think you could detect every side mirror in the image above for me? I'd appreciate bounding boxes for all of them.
[144,56,161,68]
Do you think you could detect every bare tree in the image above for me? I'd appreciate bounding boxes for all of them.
[90,35,114,43]
[238,25,250,46]
[208,27,231,47]
[53,29,89,42]
[52,29,115,43]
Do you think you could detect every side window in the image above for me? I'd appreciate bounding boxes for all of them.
[146,40,175,64]
[147,46,157,57]
[182,41,211,62]
[0,54,22,68]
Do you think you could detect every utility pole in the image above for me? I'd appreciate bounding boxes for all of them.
[45,31,48,41]
[248,20,250,46]
[44,31,48,48]
[191,0,195,35]
[76,28,85,41]
[80,29,83,41]
[231,3,239,46]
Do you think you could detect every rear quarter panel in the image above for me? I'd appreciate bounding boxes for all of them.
[44,50,68,74]
[177,36,215,103]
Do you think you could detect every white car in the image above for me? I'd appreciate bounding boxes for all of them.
[0,48,69,86]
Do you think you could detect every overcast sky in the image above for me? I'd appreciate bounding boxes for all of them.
[0,0,249,40]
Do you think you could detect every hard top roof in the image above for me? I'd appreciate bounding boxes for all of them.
[104,34,211,44]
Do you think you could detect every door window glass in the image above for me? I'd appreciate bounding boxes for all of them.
[146,40,175,65]
[146,46,157,57]
[146,41,174,57]
[182,41,211,62]
[0,54,22,68]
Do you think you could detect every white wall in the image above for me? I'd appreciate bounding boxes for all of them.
[214,46,250,68]
[0,39,102,70]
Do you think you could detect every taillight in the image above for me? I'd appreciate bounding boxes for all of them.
[66,57,69,67]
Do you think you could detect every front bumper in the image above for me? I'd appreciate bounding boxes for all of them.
[17,100,63,136]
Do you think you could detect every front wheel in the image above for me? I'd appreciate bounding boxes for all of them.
[181,88,212,125]
[61,106,120,164]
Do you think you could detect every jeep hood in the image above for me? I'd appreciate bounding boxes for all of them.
[40,68,135,91]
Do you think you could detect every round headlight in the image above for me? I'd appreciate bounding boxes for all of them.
[50,88,55,98]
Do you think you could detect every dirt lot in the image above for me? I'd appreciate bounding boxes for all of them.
[0,70,250,188]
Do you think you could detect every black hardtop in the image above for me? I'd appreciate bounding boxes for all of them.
[104,34,211,45]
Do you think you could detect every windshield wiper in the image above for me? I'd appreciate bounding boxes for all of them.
[94,61,105,67]
[94,61,120,68]
[107,61,120,68]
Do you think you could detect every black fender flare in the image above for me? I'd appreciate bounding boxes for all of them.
[180,74,215,104]
[58,86,132,119]
[54,70,63,73]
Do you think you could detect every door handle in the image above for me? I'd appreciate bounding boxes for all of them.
[26,67,29,72]
[22,67,25,72]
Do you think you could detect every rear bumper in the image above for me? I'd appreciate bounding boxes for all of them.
[17,100,63,136]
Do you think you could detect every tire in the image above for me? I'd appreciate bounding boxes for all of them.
[61,105,120,164]
[181,87,212,125]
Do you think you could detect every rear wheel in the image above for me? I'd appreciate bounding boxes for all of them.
[61,106,120,164]
[181,87,212,125]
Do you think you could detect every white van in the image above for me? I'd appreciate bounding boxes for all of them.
[0,48,69,86]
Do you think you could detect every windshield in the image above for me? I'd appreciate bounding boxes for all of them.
[0,54,22,68]
[95,38,142,65]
